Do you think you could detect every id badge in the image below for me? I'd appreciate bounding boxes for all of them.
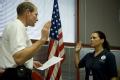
[89,71,93,80]
[89,75,93,80]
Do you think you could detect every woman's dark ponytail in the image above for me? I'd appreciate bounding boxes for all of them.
[103,40,110,51]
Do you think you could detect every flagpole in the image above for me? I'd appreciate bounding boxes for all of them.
[76,0,80,80]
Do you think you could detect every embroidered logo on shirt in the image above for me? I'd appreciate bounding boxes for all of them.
[99,55,106,63]
[101,55,106,60]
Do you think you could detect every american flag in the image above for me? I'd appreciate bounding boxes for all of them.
[45,0,65,80]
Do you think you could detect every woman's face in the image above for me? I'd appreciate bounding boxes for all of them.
[90,33,104,48]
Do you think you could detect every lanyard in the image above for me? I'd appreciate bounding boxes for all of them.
[89,70,93,80]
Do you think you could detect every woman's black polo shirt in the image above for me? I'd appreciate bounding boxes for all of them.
[78,50,118,80]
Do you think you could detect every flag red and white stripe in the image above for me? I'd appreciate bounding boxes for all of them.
[45,0,65,80]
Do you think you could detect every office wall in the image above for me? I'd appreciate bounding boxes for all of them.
[80,0,120,47]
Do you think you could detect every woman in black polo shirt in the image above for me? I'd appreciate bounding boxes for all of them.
[74,31,118,80]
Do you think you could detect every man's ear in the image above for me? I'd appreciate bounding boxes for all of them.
[26,9,30,15]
